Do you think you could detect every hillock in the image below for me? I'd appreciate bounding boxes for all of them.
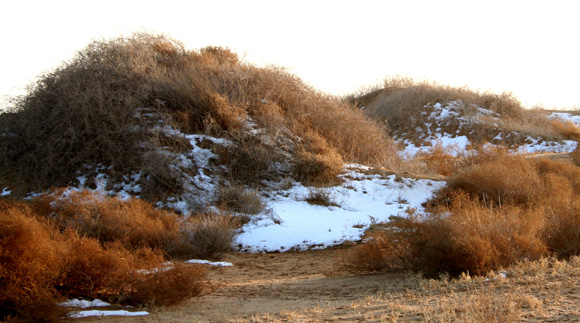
[0,33,398,210]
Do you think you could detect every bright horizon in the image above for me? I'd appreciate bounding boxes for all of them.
[1,0,579,110]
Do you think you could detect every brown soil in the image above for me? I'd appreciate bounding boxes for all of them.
[70,248,580,322]
[72,248,409,322]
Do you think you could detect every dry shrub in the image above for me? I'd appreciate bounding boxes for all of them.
[417,142,459,176]
[411,194,546,277]
[543,200,580,258]
[294,130,344,184]
[445,156,580,206]
[571,145,580,166]
[182,212,240,259]
[549,119,580,140]
[446,155,544,205]
[59,236,164,299]
[346,194,547,277]
[347,157,580,277]
[60,237,205,307]
[352,76,524,125]
[350,76,566,149]
[0,199,207,321]
[0,203,66,321]
[33,190,185,255]
[304,188,339,207]
[213,131,284,184]
[127,263,206,307]
[341,228,408,273]
[32,190,239,260]
[216,185,265,215]
[1,32,398,194]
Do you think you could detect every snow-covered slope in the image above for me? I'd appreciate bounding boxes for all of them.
[237,165,444,252]
[397,101,578,158]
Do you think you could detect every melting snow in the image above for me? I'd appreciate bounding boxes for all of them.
[1,186,10,196]
[185,259,234,267]
[549,112,580,125]
[68,310,149,318]
[399,101,579,158]
[237,165,444,252]
[59,299,111,308]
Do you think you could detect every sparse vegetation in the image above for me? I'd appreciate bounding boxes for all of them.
[216,185,265,215]
[304,187,339,207]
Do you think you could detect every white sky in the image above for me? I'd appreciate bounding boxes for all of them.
[1,0,579,109]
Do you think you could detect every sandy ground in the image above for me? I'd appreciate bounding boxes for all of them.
[70,247,580,323]
[73,248,407,322]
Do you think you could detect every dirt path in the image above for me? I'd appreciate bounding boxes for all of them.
[73,247,580,322]
[146,249,405,322]
[75,248,406,322]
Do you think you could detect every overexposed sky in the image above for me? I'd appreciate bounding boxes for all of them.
[1,0,579,109]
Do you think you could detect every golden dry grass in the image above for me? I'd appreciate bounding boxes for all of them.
[229,256,580,322]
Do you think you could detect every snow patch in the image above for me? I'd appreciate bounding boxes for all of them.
[59,299,111,309]
[68,310,149,318]
[185,259,234,267]
[237,165,445,252]
[1,186,10,196]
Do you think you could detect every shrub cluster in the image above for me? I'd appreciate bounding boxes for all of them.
[349,76,570,148]
[0,33,398,198]
[31,189,239,259]
[0,189,240,321]
[344,156,580,277]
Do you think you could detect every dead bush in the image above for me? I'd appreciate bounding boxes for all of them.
[127,263,206,307]
[32,190,240,260]
[1,32,398,194]
[181,212,240,259]
[305,188,339,207]
[34,190,185,255]
[213,131,284,184]
[294,130,344,184]
[59,235,205,308]
[572,146,580,166]
[549,119,580,140]
[59,236,164,300]
[446,155,544,205]
[444,156,580,207]
[0,199,207,321]
[346,193,548,277]
[349,76,566,150]
[417,142,459,176]
[416,194,546,277]
[543,200,580,258]
[340,227,409,273]
[216,185,265,214]
[0,204,66,321]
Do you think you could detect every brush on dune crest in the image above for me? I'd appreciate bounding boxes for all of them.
[0,33,398,208]
[348,76,574,155]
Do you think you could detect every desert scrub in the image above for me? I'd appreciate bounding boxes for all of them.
[0,198,206,322]
[345,157,580,277]
[0,32,399,197]
[31,189,240,260]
